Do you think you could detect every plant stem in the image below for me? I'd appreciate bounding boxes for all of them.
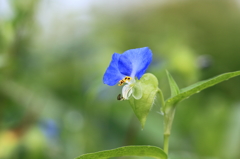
[157,88,176,156]
[163,107,176,156]
[163,134,170,155]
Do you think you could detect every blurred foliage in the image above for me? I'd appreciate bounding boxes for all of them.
[0,0,240,159]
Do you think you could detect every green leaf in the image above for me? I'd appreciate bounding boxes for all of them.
[75,145,167,159]
[129,73,159,128]
[166,70,180,97]
[164,71,240,111]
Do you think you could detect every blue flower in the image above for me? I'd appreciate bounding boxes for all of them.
[103,47,152,99]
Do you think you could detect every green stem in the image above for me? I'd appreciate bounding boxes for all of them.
[163,107,176,156]
[157,88,165,108]
[163,134,169,155]
[157,88,176,156]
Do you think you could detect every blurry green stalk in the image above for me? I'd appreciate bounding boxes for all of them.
[163,107,176,155]
[158,88,175,156]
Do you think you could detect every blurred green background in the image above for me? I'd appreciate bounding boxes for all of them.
[0,0,240,159]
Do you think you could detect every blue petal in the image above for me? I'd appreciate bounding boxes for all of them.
[118,47,152,79]
[103,53,125,86]
[118,54,132,76]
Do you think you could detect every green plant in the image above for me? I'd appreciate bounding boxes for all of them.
[75,47,240,159]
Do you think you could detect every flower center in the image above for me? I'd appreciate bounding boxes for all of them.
[118,76,132,86]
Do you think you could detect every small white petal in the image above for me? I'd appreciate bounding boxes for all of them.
[122,84,133,100]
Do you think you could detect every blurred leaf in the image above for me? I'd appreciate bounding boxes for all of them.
[75,145,167,159]
[129,73,159,128]
[0,131,19,158]
[166,70,180,97]
[164,71,240,111]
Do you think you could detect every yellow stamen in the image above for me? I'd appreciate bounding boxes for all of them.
[118,76,132,86]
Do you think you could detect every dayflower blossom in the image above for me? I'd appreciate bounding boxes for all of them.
[103,47,152,100]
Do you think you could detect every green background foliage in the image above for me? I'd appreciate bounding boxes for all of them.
[0,0,240,159]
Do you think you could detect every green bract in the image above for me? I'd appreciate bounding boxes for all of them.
[129,73,159,128]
